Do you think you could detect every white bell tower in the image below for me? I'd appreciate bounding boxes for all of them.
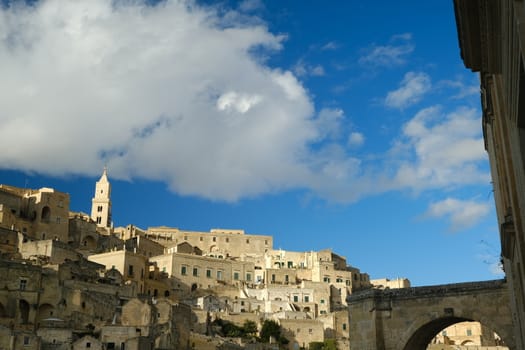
[91,167,112,228]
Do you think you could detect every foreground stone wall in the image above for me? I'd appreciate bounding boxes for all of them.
[347,280,513,350]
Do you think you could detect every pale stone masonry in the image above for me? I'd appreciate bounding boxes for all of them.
[0,171,394,350]
[90,167,112,229]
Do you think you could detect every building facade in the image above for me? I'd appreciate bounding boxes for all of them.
[90,168,112,229]
[454,0,525,347]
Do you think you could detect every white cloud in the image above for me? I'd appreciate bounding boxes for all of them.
[315,108,344,140]
[392,105,489,191]
[293,59,325,77]
[348,132,365,148]
[238,0,264,12]
[385,72,431,109]
[359,33,414,67]
[0,1,492,209]
[425,197,491,231]
[439,79,479,99]
[321,41,339,51]
[216,91,262,114]
[0,0,318,201]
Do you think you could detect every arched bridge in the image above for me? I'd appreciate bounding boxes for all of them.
[346,279,514,349]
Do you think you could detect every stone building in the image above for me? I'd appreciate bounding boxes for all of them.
[0,185,70,242]
[0,171,380,349]
[88,249,148,294]
[431,321,505,347]
[146,227,273,257]
[454,0,525,347]
[90,168,112,229]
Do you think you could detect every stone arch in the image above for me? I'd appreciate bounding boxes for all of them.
[402,316,471,349]
[401,315,511,350]
[0,302,6,317]
[19,299,30,324]
[82,235,97,249]
[41,206,51,222]
[37,303,55,322]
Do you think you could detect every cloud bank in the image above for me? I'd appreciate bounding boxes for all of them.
[0,1,490,209]
[425,197,491,231]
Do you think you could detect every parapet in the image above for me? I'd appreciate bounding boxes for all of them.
[210,229,245,235]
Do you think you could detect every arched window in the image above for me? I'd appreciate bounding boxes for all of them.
[41,206,51,222]
[19,300,30,324]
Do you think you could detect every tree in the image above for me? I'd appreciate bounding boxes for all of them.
[259,319,281,343]
[243,320,258,336]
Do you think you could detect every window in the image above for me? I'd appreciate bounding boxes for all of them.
[200,237,203,241]
[466,329,472,336]
[304,296,309,302]
[193,267,198,277]
[128,265,134,277]
[181,266,187,275]
[309,329,312,334]
[442,331,447,336]
[346,280,351,286]
[246,273,251,281]
[97,206,103,212]
[86,342,91,348]
[285,275,289,282]
[320,299,325,304]
[56,217,61,224]
[246,239,250,243]
[206,269,212,278]
[23,336,30,345]
[213,237,216,242]
[336,278,343,283]
[271,274,276,282]
[217,270,223,280]
[96,217,102,224]
[233,272,239,280]
[287,261,293,268]
[184,236,188,240]
[293,295,299,302]
[342,323,347,331]
[323,276,330,283]
[226,238,229,242]
[265,240,268,245]
[19,279,27,291]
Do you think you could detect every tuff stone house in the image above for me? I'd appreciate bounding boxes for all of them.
[0,171,394,349]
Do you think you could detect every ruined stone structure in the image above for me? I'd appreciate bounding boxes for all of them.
[454,1,525,348]
[346,280,513,350]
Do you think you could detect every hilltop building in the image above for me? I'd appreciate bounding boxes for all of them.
[90,167,112,230]
[0,170,387,349]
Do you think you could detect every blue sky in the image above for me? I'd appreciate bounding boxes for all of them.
[0,0,502,286]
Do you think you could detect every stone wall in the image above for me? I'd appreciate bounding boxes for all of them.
[347,280,513,350]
